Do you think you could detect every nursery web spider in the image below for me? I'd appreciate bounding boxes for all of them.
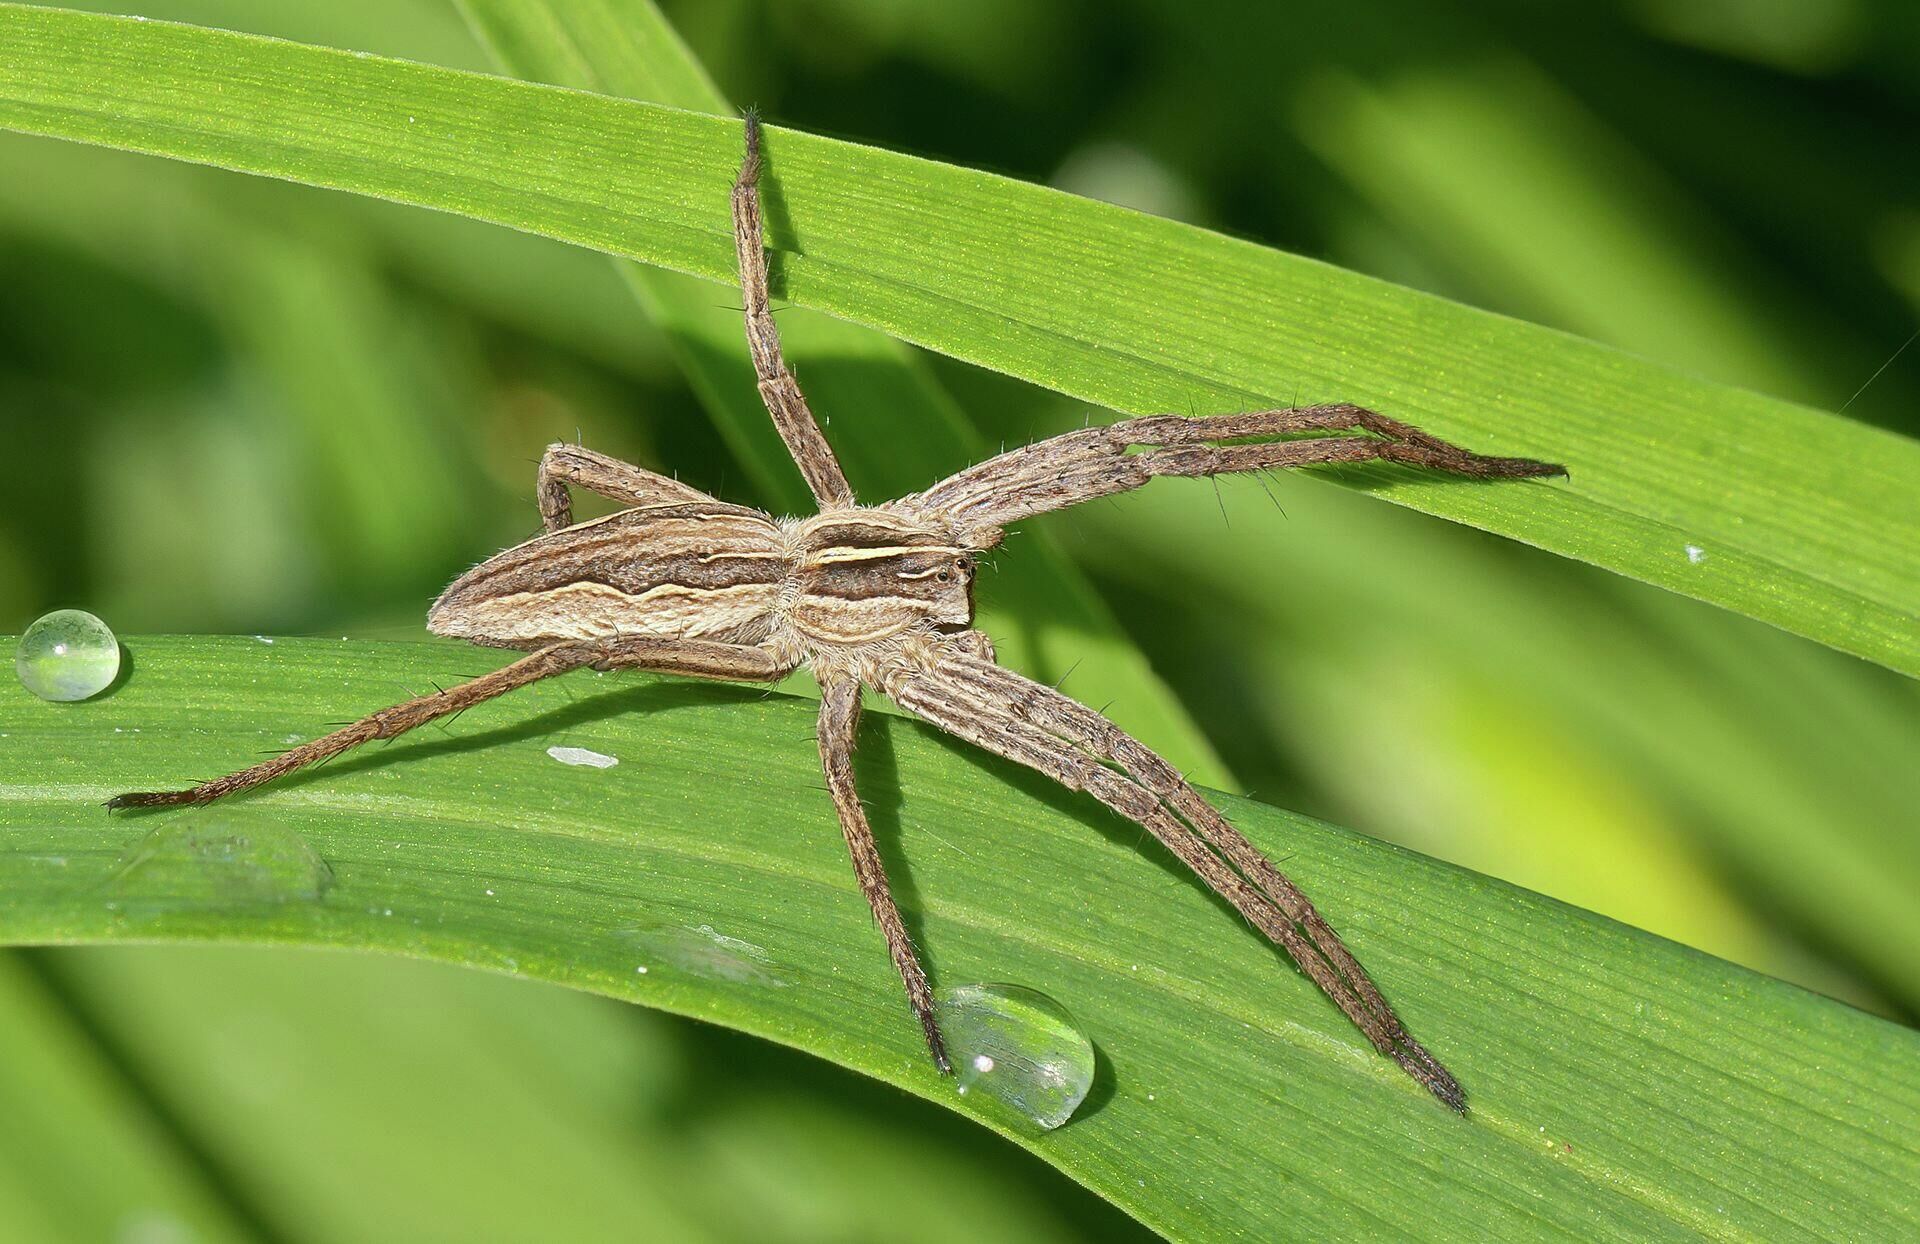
[112,116,1563,1110]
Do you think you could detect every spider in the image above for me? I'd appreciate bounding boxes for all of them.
[111,116,1563,1110]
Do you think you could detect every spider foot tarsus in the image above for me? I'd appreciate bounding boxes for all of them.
[921,1010,954,1076]
[1392,1036,1466,1113]
[104,788,204,810]
[740,107,762,182]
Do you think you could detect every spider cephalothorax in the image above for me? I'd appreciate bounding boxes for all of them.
[783,510,979,647]
[111,115,1564,1111]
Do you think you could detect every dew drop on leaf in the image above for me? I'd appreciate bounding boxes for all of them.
[109,809,334,915]
[15,609,120,702]
[614,922,792,988]
[937,982,1095,1132]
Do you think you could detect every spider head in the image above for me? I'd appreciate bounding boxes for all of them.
[787,511,976,645]
[917,550,977,632]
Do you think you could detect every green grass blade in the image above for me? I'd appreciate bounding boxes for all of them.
[3,636,1917,1240]
[45,944,1110,1244]
[1061,472,1920,1010]
[1,5,1916,677]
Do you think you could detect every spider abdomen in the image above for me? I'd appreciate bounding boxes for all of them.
[427,502,790,647]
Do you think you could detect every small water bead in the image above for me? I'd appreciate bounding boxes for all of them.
[16,609,120,701]
[936,983,1095,1132]
[614,922,792,988]
[109,810,334,914]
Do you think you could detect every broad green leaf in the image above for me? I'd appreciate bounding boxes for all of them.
[1,5,1917,679]
[3,637,1917,1241]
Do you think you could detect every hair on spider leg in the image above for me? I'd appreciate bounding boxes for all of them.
[1837,326,1919,416]
[1251,468,1288,519]
[918,824,979,862]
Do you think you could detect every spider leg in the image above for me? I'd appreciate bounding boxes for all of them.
[880,650,1464,1110]
[108,638,790,809]
[733,115,855,510]
[818,677,951,1073]
[909,403,1563,531]
[537,443,720,532]
[932,647,1460,1103]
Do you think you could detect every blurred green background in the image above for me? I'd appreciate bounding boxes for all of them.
[3,0,1919,1240]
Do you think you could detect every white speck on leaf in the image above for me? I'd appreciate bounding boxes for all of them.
[1685,544,1706,564]
[254,635,274,644]
[547,745,618,769]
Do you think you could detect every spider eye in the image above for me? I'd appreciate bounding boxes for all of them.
[935,570,951,583]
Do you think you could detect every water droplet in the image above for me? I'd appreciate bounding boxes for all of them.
[16,609,120,701]
[936,983,1095,1132]
[109,810,333,914]
[614,922,791,987]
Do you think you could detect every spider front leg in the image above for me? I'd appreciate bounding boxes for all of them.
[537,443,719,532]
[109,638,790,809]
[911,403,1564,530]
[818,678,950,1072]
[732,115,855,510]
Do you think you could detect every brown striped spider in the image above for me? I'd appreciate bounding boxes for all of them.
[112,116,1563,1110]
